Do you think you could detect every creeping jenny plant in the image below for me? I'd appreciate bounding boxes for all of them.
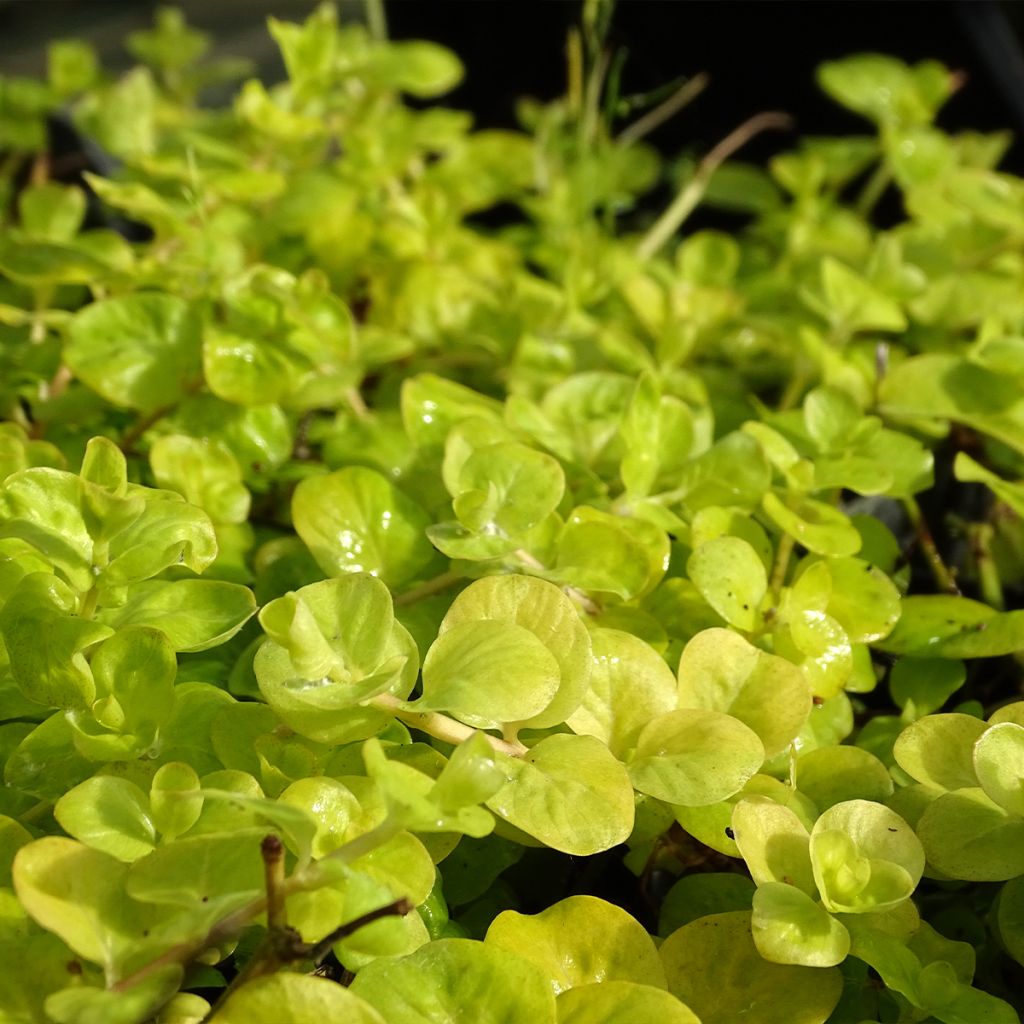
[2,3,1024,1022]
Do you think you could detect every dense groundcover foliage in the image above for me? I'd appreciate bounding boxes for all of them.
[2,4,1024,1022]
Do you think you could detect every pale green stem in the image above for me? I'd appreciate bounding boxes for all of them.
[769,532,795,601]
[513,548,601,615]
[365,0,388,41]
[616,72,709,148]
[368,693,527,757]
[855,162,891,219]
[636,111,792,261]
[393,570,461,607]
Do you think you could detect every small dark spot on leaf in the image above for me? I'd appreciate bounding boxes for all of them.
[66,961,83,976]
[812,695,825,706]
[201,895,209,903]
[887,827,898,832]
[725,826,735,839]
[742,604,749,610]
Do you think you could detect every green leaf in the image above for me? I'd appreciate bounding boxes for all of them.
[628,709,764,806]
[552,507,668,601]
[45,967,184,1024]
[292,467,436,589]
[149,762,203,841]
[997,876,1024,967]
[70,626,176,759]
[255,576,417,744]
[893,713,987,791]
[485,895,666,994]
[810,801,923,913]
[258,575,405,682]
[751,882,850,967]
[916,787,1024,881]
[362,739,494,839]
[877,595,1024,657]
[973,722,1024,816]
[350,938,556,1024]
[13,836,166,976]
[890,657,966,718]
[803,387,861,452]
[555,982,700,1024]
[687,537,766,631]
[679,432,771,513]
[795,745,893,809]
[486,734,634,856]
[150,435,250,525]
[0,573,113,709]
[817,54,954,127]
[19,183,86,243]
[99,580,256,652]
[660,911,842,1024]
[65,294,202,413]
[565,628,677,758]
[677,628,812,758]
[817,257,907,333]
[419,620,561,729]
[4,712,94,800]
[732,795,816,897]
[879,353,1024,458]
[762,493,862,558]
[125,830,266,914]
[450,442,564,537]
[437,575,591,730]
[212,972,386,1024]
[817,557,902,643]
[657,874,755,937]
[54,776,156,862]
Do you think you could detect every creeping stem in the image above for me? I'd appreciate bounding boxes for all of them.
[636,111,793,261]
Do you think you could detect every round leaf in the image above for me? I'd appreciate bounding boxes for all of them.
[628,709,764,806]
[349,938,557,1024]
[486,734,634,856]
[893,713,986,791]
[292,467,436,588]
[916,788,1024,881]
[677,628,812,758]
[973,722,1024,816]
[687,537,766,631]
[420,620,561,729]
[751,882,850,967]
[54,777,156,862]
[438,575,591,730]
[556,982,699,1024]
[213,973,385,1024]
[65,294,202,412]
[565,628,677,758]
[660,911,842,1024]
[485,895,666,994]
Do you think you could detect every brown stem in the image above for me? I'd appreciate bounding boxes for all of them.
[261,835,287,931]
[637,110,793,261]
[616,73,710,147]
[902,497,960,595]
[307,898,412,963]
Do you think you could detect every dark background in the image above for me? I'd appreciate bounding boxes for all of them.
[4,1,1024,170]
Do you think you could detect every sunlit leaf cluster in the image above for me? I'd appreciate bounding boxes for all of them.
[1,4,1024,1022]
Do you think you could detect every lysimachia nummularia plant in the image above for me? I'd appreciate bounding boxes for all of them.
[1,2,1024,1021]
